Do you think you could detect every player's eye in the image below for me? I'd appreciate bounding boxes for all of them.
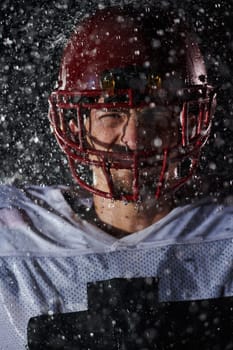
[99,113,126,128]
[100,113,122,119]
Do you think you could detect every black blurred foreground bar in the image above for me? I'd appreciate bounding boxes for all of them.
[27,278,233,349]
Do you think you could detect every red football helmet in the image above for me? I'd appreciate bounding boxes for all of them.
[49,6,216,201]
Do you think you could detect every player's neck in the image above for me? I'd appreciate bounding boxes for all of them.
[93,194,174,237]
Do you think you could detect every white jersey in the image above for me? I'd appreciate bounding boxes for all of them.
[0,184,233,349]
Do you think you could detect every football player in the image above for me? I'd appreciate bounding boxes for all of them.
[1,5,233,350]
[48,5,216,236]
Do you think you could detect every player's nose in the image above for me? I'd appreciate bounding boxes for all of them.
[121,109,155,151]
[121,112,138,151]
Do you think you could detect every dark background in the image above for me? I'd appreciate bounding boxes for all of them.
[0,0,232,195]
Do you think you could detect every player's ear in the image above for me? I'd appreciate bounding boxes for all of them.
[69,119,79,135]
[84,115,90,133]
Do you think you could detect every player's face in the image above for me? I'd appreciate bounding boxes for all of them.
[85,103,179,199]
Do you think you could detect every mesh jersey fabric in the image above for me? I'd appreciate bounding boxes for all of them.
[0,184,233,349]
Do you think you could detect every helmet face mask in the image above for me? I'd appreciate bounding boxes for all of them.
[49,6,216,201]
